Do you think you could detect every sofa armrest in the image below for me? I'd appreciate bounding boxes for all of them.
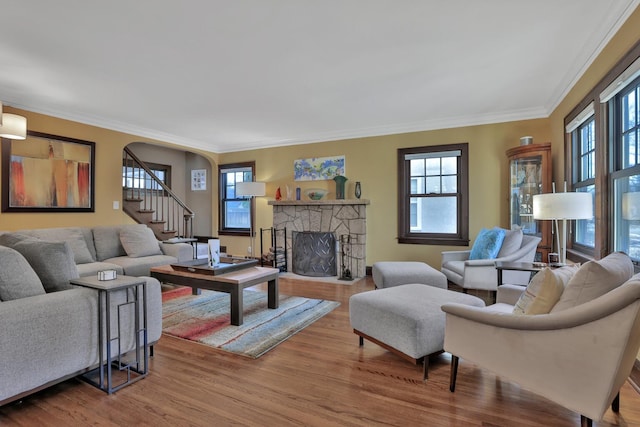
[160,242,193,261]
[442,281,640,330]
[441,250,471,265]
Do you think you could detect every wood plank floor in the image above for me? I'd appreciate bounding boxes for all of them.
[2,276,640,426]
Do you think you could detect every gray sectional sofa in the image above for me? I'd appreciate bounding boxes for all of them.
[0,224,193,405]
[5,224,193,277]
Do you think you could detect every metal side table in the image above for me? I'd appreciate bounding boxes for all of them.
[71,275,148,394]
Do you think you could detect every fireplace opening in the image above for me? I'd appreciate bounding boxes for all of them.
[292,231,337,277]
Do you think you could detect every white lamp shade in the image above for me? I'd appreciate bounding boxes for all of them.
[236,181,266,197]
[532,192,593,220]
[623,192,640,220]
[0,113,27,140]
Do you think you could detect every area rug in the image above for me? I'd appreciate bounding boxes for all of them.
[162,287,340,358]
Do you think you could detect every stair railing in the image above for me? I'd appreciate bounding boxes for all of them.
[122,147,195,239]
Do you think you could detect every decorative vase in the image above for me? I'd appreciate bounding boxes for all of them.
[355,181,361,199]
[333,175,347,199]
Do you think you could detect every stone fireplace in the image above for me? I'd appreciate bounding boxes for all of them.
[268,199,369,278]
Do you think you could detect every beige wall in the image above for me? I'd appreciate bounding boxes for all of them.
[0,108,218,232]
[2,5,639,271]
[219,118,551,265]
[549,6,640,183]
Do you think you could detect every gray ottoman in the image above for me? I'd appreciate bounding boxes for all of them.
[349,283,485,379]
[372,261,447,289]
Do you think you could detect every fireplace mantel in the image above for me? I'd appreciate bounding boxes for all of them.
[268,199,370,206]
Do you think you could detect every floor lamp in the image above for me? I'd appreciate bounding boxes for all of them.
[532,189,593,264]
[236,181,266,259]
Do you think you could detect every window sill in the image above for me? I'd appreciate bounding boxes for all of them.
[398,236,470,246]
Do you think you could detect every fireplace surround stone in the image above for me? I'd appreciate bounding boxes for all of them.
[269,199,369,278]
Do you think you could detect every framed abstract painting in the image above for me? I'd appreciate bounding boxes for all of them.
[2,131,96,212]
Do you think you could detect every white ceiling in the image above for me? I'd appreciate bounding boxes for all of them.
[1,1,638,153]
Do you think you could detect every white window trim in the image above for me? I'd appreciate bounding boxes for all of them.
[599,55,640,103]
[566,102,595,133]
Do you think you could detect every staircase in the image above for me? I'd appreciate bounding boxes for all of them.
[122,147,195,241]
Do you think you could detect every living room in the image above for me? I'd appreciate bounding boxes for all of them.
[2,2,640,426]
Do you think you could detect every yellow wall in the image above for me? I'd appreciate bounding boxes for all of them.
[219,118,551,265]
[2,5,639,271]
[0,108,219,231]
[549,6,640,183]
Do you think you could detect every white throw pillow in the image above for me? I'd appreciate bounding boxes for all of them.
[497,228,524,258]
[513,265,578,315]
[551,252,634,312]
[119,226,162,258]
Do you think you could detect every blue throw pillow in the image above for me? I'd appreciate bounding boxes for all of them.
[469,227,506,260]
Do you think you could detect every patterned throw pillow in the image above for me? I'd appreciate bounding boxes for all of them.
[469,228,506,260]
[513,265,578,315]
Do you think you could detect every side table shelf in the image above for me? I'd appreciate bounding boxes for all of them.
[70,275,149,394]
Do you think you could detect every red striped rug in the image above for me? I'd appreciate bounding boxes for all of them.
[161,287,339,358]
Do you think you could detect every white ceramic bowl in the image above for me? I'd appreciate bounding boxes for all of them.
[304,188,329,200]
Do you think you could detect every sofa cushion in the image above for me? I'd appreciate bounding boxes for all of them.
[513,265,578,315]
[497,228,524,258]
[551,252,634,312]
[93,226,127,261]
[0,246,46,301]
[20,228,95,264]
[0,232,34,247]
[469,227,506,260]
[105,254,177,277]
[12,240,79,293]
[119,226,162,258]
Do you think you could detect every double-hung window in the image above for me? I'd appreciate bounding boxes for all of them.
[218,162,255,236]
[611,75,640,261]
[397,143,469,245]
[567,104,596,252]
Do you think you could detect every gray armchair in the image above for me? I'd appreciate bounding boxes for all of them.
[441,272,640,426]
[441,234,541,295]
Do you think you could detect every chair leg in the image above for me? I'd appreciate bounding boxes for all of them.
[612,391,620,412]
[449,355,459,392]
[150,345,154,357]
[359,336,364,346]
[580,415,592,427]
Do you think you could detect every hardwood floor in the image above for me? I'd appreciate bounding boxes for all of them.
[2,276,640,426]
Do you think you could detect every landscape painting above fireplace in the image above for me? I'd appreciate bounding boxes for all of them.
[293,155,345,181]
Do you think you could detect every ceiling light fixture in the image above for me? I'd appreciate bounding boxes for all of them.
[0,101,27,140]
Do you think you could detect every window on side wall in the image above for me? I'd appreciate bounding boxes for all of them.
[611,76,640,262]
[397,143,469,245]
[218,162,255,236]
[567,104,596,256]
[122,161,171,193]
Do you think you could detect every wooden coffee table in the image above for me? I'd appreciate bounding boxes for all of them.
[150,264,279,326]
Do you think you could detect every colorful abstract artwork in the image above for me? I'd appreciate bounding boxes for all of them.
[2,131,95,212]
[293,155,345,181]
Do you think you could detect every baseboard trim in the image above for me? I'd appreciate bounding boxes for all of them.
[630,359,640,394]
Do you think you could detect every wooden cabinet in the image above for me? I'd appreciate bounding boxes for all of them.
[506,143,552,262]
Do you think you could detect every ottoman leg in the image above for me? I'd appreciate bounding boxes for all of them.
[450,355,459,392]
[423,356,429,381]
[359,336,364,346]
